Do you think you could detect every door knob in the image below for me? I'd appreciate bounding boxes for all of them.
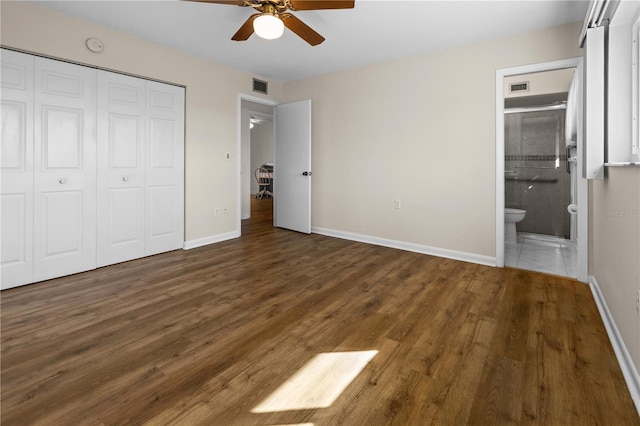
[122,176,129,182]
[59,178,67,184]
[302,171,312,176]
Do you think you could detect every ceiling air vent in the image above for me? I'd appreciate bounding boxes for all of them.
[509,81,529,94]
[253,78,268,95]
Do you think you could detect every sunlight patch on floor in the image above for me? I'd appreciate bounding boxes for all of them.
[252,350,378,413]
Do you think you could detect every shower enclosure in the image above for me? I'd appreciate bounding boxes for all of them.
[504,107,573,240]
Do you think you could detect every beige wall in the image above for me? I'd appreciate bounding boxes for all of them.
[590,169,640,373]
[283,22,582,258]
[0,1,282,243]
[589,3,640,375]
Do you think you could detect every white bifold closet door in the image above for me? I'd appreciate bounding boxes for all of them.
[1,50,35,286]
[97,72,147,266]
[96,73,184,266]
[144,80,185,256]
[33,56,98,283]
[1,49,184,289]
[2,51,98,286]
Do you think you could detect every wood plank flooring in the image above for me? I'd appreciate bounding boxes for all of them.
[2,197,638,425]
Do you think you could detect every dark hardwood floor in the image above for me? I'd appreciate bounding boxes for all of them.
[1,197,638,425]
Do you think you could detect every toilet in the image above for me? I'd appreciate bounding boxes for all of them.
[504,208,526,244]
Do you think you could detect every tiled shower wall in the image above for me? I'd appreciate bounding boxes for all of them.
[505,109,571,239]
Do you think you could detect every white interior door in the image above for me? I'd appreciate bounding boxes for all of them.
[33,57,97,282]
[1,50,34,289]
[97,71,146,267]
[275,100,311,234]
[145,81,184,255]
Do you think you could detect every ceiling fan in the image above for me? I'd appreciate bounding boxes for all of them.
[184,0,355,46]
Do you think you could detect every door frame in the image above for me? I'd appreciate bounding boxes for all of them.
[495,57,588,282]
[237,94,279,234]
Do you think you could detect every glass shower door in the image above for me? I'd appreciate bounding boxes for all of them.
[504,108,571,239]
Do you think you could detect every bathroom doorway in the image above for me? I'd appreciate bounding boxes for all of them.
[495,58,588,282]
[504,100,575,276]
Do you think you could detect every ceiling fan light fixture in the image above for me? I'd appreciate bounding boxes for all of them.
[253,13,284,40]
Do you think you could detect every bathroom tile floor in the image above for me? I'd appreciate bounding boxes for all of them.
[505,235,577,279]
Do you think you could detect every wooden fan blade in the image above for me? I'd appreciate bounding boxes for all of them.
[281,13,325,45]
[232,14,260,41]
[289,0,354,10]
[182,0,247,5]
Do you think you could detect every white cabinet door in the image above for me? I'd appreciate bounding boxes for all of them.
[97,71,146,267]
[33,57,97,282]
[145,81,184,255]
[1,50,34,289]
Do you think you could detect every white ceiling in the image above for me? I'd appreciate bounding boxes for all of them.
[33,0,588,82]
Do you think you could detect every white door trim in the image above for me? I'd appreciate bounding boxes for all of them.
[237,94,279,235]
[495,57,588,282]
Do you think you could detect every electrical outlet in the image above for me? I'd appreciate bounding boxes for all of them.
[636,287,640,315]
[223,207,228,215]
[394,199,401,209]
[214,208,220,217]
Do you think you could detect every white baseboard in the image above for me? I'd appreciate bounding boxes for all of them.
[183,231,240,250]
[311,226,496,267]
[589,275,640,414]
[241,213,250,220]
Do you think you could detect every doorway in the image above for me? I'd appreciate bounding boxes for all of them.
[238,95,313,236]
[495,58,588,282]
[238,95,277,232]
[504,98,574,276]
[246,108,275,222]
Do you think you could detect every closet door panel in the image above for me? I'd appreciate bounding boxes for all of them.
[1,50,34,289]
[145,82,184,255]
[97,71,146,267]
[41,190,83,254]
[2,102,27,170]
[149,185,175,236]
[1,194,28,265]
[33,57,96,282]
